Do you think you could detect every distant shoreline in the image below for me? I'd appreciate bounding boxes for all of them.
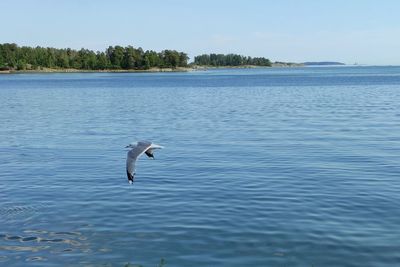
[0,64,306,74]
[0,67,194,74]
[193,63,304,69]
[0,43,310,74]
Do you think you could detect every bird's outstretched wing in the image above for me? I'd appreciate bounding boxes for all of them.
[144,143,164,158]
[126,141,164,183]
[126,142,152,183]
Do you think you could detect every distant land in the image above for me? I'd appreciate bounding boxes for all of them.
[194,53,272,67]
[0,43,304,73]
[192,54,303,68]
[0,43,189,72]
[303,61,345,66]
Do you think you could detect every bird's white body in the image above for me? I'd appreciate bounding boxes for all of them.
[126,141,163,183]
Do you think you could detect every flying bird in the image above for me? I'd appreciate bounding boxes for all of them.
[125,141,163,184]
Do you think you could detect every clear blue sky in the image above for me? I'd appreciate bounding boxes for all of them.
[1,0,400,65]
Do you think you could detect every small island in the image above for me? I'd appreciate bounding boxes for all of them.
[194,54,303,68]
[194,53,272,67]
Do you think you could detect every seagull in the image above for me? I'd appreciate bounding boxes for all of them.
[125,141,164,184]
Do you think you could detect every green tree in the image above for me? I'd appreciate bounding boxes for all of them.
[96,52,109,69]
[143,54,151,69]
[179,52,189,66]
[145,50,160,67]
[110,46,124,68]
[122,46,135,69]
[161,50,180,68]
[16,59,27,70]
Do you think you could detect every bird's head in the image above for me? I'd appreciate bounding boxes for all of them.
[125,143,136,148]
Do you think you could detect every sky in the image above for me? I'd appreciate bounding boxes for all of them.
[1,0,400,65]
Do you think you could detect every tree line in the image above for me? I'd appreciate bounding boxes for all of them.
[0,43,275,71]
[0,43,189,70]
[194,53,271,67]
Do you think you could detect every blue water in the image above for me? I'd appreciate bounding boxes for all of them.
[1,66,400,266]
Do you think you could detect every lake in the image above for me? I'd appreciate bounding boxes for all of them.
[1,67,400,267]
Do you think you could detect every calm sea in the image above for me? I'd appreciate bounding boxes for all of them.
[0,67,400,267]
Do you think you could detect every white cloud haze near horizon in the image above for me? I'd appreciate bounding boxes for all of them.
[1,0,400,65]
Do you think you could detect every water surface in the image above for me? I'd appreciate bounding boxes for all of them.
[1,67,400,266]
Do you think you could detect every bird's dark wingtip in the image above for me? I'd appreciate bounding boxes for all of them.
[145,150,154,159]
[127,170,134,184]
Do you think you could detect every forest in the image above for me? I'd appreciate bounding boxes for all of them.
[0,43,189,70]
[194,53,272,67]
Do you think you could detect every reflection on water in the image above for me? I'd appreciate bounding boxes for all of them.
[0,229,90,264]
